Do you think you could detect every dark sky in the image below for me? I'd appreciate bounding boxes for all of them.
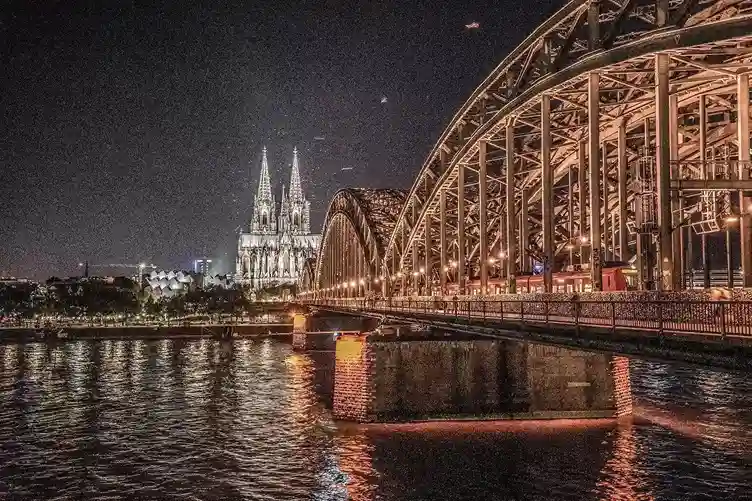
[1,0,558,278]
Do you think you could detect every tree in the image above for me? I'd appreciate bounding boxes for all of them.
[164,295,186,321]
[144,296,163,318]
[0,282,41,321]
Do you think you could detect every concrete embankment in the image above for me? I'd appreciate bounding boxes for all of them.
[0,323,293,342]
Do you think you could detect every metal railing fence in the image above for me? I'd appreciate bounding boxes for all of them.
[301,297,752,338]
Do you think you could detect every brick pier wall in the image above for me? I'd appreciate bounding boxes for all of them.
[332,336,633,423]
[333,335,374,422]
[611,356,633,417]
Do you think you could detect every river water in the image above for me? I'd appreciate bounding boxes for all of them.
[0,338,749,500]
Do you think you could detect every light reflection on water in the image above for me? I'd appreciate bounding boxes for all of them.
[0,339,749,500]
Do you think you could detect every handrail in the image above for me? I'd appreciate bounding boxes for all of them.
[301,298,752,338]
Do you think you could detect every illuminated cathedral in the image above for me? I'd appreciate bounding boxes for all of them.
[235,147,320,289]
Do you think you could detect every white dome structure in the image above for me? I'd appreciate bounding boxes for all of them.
[144,270,195,299]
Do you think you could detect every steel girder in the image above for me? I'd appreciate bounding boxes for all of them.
[377,0,752,293]
[306,0,752,296]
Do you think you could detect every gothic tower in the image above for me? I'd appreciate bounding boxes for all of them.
[236,146,320,289]
[284,147,311,235]
[251,147,277,234]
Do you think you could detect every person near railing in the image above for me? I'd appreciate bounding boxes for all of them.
[571,293,582,320]
[709,287,730,326]
[433,295,442,311]
[452,295,458,317]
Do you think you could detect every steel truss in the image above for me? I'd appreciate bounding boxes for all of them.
[311,0,752,298]
[313,189,406,296]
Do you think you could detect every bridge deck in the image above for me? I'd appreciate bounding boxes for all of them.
[305,299,751,371]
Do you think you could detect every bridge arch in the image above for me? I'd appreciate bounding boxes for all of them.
[377,0,752,295]
[310,189,406,298]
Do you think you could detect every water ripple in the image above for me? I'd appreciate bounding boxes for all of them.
[0,339,749,500]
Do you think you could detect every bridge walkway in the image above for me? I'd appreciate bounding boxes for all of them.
[304,298,752,371]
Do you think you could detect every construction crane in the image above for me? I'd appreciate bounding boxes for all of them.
[78,261,157,279]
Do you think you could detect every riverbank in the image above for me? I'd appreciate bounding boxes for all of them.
[0,323,293,342]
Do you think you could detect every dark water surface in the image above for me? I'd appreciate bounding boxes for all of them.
[0,338,749,500]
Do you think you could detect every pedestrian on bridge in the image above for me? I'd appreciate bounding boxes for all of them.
[571,293,582,319]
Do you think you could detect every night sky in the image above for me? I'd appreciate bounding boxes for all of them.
[1,0,558,279]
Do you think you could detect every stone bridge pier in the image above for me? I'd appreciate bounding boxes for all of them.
[333,329,632,423]
[292,312,380,352]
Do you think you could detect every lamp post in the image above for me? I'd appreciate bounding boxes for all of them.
[725,214,738,288]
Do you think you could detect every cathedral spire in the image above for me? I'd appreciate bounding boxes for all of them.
[257,146,272,202]
[289,147,303,201]
[251,146,276,234]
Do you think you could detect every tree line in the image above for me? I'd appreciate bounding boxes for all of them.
[0,278,287,325]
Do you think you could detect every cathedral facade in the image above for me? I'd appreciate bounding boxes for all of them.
[236,147,320,290]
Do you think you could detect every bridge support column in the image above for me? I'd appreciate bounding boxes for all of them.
[425,211,433,296]
[333,333,632,423]
[656,53,675,290]
[506,121,517,289]
[670,93,683,289]
[479,140,489,294]
[588,72,603,290]
[412,201,419,295]
[738,74,752,287]
[699,95,711,289]
[458,163,466,294]
[440,188,448,295]
[579,141,589,266]
[294,314,379,352]
[542,94,554,292]
[520,191,529,273]
[602,141,610,262]
[292,313,333,351]
[618,121,629,261]
[568,165,575,266]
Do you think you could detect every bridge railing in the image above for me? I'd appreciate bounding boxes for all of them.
[302,298,752,338]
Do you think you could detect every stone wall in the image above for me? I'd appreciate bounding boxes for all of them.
[292,332,307,351]
[332,335,632,423]
[307,314,379,333]
[333,335,374,421]
[611,356,633,417]
[292,331,338,351]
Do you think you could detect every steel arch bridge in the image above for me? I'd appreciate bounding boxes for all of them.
[308,0,752,299]
[313,188,406,296]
